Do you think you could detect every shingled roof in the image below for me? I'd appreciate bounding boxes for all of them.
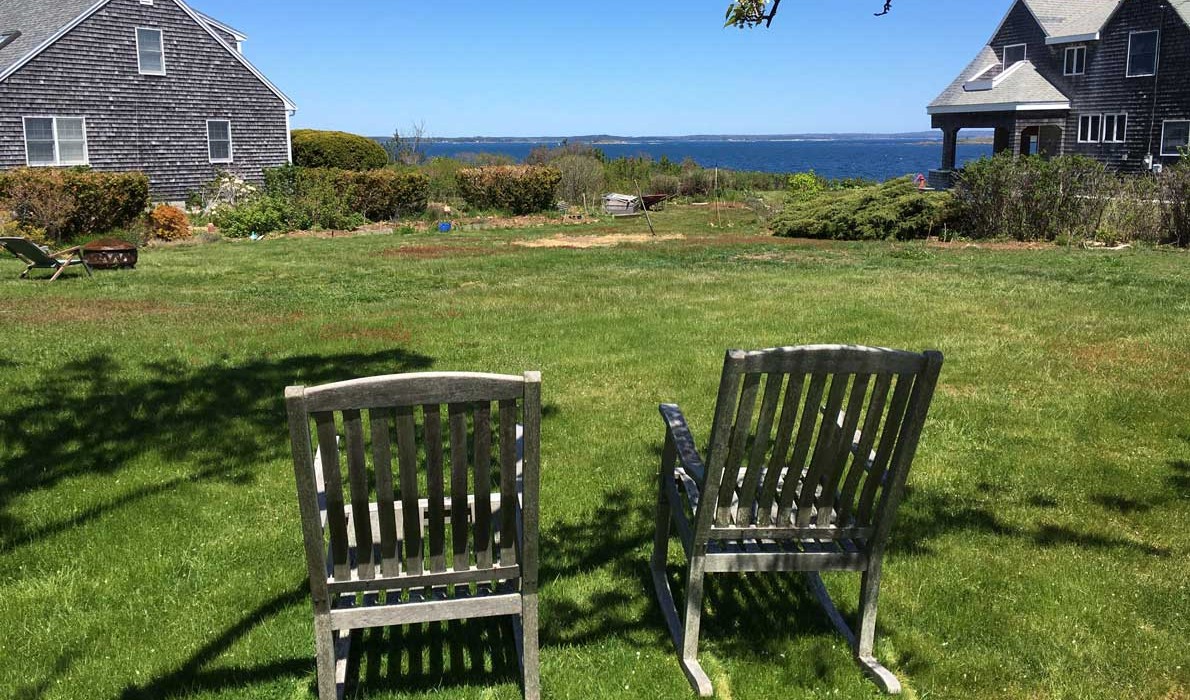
[927,47,1070,115]
[0,0,101,77]
[1018,0,1122,40]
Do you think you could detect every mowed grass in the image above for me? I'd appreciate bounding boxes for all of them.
[1,205,1187,700]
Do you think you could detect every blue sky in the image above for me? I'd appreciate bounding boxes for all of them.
[192,1,1008,137]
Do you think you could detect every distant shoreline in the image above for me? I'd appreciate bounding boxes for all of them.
[374,131,993,145]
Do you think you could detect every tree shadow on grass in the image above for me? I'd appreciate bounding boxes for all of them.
[120,582,311,699]
[891,485,1172,558]
[0,349,433,553]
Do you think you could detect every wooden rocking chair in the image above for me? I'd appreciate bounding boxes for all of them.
[651,346,943,695]
[286,372,542,699]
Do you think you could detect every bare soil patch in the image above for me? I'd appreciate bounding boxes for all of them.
[515,233,685,249]
[0,298,181,325]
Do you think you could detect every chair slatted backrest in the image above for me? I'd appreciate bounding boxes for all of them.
[286,372,541,606]
[695,346,942,546]
[0,237,54,265]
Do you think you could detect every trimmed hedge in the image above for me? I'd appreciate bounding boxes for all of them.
[771,177,952,241]
[264,166,429,221]
[0,168,149,242]
[291,130,389,171]
[457,165,561,215]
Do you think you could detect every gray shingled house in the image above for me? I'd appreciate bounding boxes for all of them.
[927,0,1190,186]
[0,0,296,201]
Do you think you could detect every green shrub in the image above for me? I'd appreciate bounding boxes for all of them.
[772,177,953,241]
[0,168,149,242]
[950,154,1110,241]
[649,174,681,196]
[457,165,561,214]
[264,166,428,223]
[553,155,605,206]
[787,171,826,200]
[212,197,293,238]
[680,168,714,196]
[291,129,388,171]
[421,157,466,201]
[1159,159,1190,246]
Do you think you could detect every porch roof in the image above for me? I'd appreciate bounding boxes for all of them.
[927,47,1070,115]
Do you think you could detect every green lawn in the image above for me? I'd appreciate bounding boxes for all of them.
[1,206,1187,700]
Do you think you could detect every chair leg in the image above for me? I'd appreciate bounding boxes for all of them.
[678,558,712,696]
[856,565,901,694]
[651,469,713,696]
[312,614,343,700]
[805,570,901,695]
[49,264,67,282]
[521,590,541,700]
[19,264,32,279]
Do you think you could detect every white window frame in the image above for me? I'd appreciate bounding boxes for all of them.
[206,119,234,163]
[1003,43,1027,68]
[1064,45,1086,76]
[1160,120,1190,157]
[1126,30,1159,78]
[136,27,166,75]
[22,116,89,167]
[1077,115,1102,144]
[1101,113,1127,144]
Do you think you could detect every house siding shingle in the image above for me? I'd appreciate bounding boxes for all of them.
[0,0,290,201]
[1065,0,1190,171]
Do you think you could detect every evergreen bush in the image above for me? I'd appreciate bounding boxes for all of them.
[291,129,388,171]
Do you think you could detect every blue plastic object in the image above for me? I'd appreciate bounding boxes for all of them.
[438,222,452,233]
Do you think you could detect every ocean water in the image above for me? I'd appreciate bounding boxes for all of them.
[420,139,994,181]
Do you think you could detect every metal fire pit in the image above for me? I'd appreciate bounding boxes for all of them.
[82,238,138,270]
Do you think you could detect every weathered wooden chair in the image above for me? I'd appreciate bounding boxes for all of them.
[0,236,92,281]
[286,372,542,700]
[651,346,943,695]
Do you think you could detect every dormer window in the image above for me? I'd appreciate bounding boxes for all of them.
[1127,31,1159,77]
[1064,46,1086,75]
[1003,43,1026,68]
[0,30,20,51]
[136,27,165,75]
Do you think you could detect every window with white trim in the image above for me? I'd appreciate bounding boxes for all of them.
[1078,115,1102,143]
[1127,30,1159,77]
[136,27,165,75]
[1101,114,1127,143]
[1160,121,1190,156]
[1064,46,1086,75]
[207,120,233,163]
[23,117,88,166]
[1003,43,1026,67]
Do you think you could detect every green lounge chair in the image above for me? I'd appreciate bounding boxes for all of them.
[0,237,93,281]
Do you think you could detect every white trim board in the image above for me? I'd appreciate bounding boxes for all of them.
[927,101,1071,115]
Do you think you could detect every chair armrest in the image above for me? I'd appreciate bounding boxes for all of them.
[659,403,706,484]
[49,245,82,258]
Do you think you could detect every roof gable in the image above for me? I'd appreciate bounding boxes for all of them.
[0,0,294,111]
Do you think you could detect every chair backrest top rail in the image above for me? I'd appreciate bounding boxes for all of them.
[291,371,538,412]
[731,345,932,377]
